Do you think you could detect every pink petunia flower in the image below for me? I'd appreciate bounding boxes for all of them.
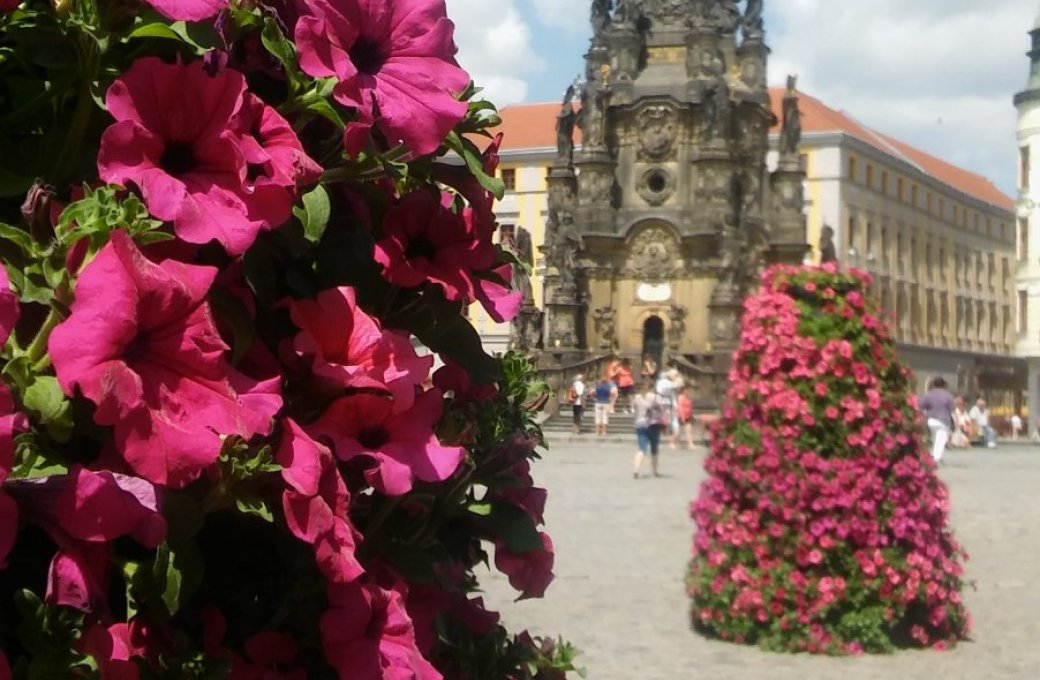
[231,92,323,226]
[141,0,224,20]
[494,532,555,600]
[288,286,431,409]
[277,419,364,584]
[98,58,315,256]
[49,231,282,488]
[0,384,28,569]
[8,466,166,612]
[320,580,441,680]
[295,0,469,156]
[308,389,464,496]
[374,190,498,304]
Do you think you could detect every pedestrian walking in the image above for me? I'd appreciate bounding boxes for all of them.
[656,369,678,449]
[676,386,695,449]
[616,359,635,412]
[920,376,955,464]
[568,374,586,434]
[632,379,666,478]
[594,376,618,438]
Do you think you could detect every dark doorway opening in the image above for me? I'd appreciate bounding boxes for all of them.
[642,315,664,378]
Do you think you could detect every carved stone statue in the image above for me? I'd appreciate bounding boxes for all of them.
[779,75,801,156]
[819,224,837,263]
[741,0,764,38]
[667,304,687,350]
[700,78,729,142]
[512,225,534,302]
[549,213,583,276]
[556,86,577,165]
[593,306,617,350]
[591,0,612,34]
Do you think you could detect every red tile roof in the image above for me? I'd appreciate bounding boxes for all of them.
[490,92,1012,212]
[766,88,1013,212]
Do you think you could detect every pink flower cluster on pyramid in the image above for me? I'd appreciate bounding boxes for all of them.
[687,263,971,654]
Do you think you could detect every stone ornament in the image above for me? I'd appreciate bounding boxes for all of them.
[637,105,678,160]
[625,224,682,281]
[637,167,676,206]
[593,306,617,350]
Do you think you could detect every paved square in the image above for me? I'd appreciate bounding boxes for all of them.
[481,438,1040,680]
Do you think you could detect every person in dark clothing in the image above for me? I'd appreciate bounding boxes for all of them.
[920,376,955,464]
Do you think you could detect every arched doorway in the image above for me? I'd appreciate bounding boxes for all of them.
[642,315,664,376]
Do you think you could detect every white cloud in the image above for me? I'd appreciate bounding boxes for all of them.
[446,0,545,106]
[765,0,1036,194]
[530,0,591,34]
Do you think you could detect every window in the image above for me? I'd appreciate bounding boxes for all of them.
[848,155,858,181]
[866,164,874,188]
[925,242,933,279]
[1021,146,1031,190]
[926,193,933,214]
[911,184,918,208]
[1020,290,1029,334]
[896,232,904,273]
[848,216,858,256]
[988,253,996,291]
[1019,216,1030,261]
[880,171,889,195]
[938,199,945,221]
[939,247,946,278]
[501,168,516,191]
[896,177,904,201]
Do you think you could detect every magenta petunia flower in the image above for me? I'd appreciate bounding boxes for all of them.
[49,231,282,488]
[295,0,470,155]
[277,419,364,584]
[494,532,555,600]
[0,384,28,569]
[141,0,225,20]
[374,191,498,304]
[308,389,464,496]
[320,581,440,680]
[231,92,323,227]
[288,286,432,409]
[98,58,313,256]
[9,466,166,612]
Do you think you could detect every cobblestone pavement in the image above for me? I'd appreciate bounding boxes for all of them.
[480,437,1040,680]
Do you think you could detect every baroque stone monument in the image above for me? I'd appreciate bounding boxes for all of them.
[539,0,807,403]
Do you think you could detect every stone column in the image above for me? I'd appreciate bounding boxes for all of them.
[1028,359,1040,438]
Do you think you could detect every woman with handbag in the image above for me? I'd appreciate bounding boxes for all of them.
[632,379,666,478]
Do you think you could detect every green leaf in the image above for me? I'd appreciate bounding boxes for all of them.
[470,501,542,553]
[294,184,331,243]
[235,495,275,522]
[261,17,301,93]
[467,501,493,516]
[22,375,73,441]
[0,221,35,254]
[127,17,221,52]
[152,540,204,617]
[305,97,345,129]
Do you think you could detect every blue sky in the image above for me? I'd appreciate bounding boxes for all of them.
[447,0,1039,198]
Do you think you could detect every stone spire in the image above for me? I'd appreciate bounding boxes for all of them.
[1016,4,1040,105]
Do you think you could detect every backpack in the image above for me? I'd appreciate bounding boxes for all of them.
[566,387,578,402]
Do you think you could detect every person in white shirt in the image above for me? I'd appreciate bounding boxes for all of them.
[570,374,586,434]
[1011,412,1023,441]
[968,398,996,448]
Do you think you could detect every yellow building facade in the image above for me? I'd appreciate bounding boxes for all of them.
[476,94,1021,408]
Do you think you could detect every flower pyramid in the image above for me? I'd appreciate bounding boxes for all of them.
[687,264,971,654]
